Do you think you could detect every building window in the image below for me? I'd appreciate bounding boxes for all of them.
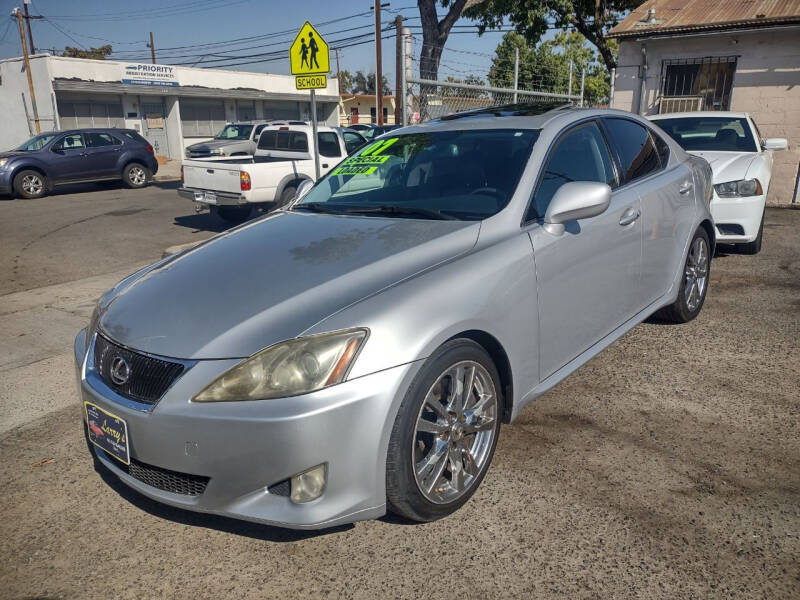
[57,97,123,129]
[660,56,737,113]
[180,100,226,137]
[237,101,256,121]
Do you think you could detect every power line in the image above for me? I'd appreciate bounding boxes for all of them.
[42,0,254,22]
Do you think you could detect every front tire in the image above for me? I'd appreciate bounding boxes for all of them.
[654,227,711,323]
[13,170,47,199]
[123,163,149,189]
[386,339,502,522]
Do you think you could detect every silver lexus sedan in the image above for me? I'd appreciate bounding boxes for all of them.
[75,105,714,529]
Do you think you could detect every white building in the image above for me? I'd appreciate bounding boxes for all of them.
[0,55,340,159]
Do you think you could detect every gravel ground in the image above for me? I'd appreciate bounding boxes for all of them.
[0,208,798,599]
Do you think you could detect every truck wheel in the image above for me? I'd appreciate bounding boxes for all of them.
[13,170,47,199]
[123,163,149,189]
[279,185,297,207]
[211,205,252,224]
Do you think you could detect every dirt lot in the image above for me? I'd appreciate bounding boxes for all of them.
[0,198,798,599]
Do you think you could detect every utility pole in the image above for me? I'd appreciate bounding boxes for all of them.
[148,31,156,64]
[512,47,519,104]
[394,14,402,125]
[12,7,40,133]
[23,0,35,54]
[334,48,341,80]
[373,0,383,125]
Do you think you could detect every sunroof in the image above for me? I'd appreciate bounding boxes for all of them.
[438,101,572,121]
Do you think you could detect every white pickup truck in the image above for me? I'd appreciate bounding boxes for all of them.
[178,125,367,222]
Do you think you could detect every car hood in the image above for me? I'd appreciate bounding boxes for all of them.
[687,151,757,184]
[187,139,238,151]
[0,151,28,159]
[99,211,479,359]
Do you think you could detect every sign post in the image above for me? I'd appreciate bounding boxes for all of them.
[290,22,330,181]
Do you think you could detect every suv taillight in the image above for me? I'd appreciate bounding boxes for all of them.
[145,144,154,154]
[180,166,184,184]
[240,171,251,191]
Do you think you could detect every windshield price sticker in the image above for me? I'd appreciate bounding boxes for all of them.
[332,138,399,176]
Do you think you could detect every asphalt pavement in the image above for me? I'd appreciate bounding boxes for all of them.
[0,184,798,599]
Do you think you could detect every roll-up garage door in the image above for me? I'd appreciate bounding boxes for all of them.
[57,96,124,129]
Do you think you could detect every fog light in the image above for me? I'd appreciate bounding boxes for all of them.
[290,464,326,503]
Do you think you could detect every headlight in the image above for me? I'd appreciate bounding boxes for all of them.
[0,158,8,168]
[193,329,367,402]
[714,178,762,198]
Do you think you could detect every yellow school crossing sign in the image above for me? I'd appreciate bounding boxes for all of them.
[290,22,329,90]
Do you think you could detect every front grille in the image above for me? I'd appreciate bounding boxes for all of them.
[94,334,184,405]
[188,150,211,157]
[127,458,209,496]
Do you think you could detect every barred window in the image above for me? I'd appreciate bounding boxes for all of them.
[180,100,226,137]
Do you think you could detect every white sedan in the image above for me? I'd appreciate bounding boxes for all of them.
[649,112,787,254]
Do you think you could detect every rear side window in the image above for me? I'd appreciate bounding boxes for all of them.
[120,130,149,145]
[257,130,308,151]
[530,121,615,220]
[651,130,670,167]
[342,131,366,155]
[253,124,266,138]
[317,132,341,157]
[86,132,121,147]
[603,118,661,183]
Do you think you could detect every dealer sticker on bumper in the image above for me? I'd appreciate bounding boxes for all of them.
[84,401,130,465]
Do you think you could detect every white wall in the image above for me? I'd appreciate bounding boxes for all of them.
[611,28,800,204]
[0,55,57,148]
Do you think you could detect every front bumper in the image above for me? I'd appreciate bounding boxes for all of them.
[177,186,245,207]
[74,329,420,529]
[710,193,765,243]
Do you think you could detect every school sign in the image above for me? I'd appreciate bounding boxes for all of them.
[289,22,329,90]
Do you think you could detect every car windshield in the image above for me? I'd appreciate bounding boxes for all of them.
[14,133,58,151]
[654,117,758,152]
[294,128,539,221]
[215,124,254,140]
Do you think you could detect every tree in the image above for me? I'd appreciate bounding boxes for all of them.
[61,45,113,60]
[488,31,614,104]
[349,70,391,95]
[338,69,354,94]
[466,0,635,71]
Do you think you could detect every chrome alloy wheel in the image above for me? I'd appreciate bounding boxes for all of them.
[684,236,709,312]
[412,361,497,504]
[21,174,43,196]
[129,166,146,186]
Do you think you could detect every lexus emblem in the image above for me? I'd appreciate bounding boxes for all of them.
[110,356,131,385]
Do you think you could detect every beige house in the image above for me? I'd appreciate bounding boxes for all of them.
[609,0,800,204]
[339,94,397,126]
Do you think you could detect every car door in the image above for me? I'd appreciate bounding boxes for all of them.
[602,117,695,306]
[49,133,90,182]
[527,120,643,380]
[83,132,123,178]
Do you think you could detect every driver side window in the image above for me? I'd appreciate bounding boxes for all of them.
[528,121,615,220]
[52,133,85,151]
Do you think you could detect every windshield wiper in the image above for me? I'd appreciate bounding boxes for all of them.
[292,202,349,215]
[341,205,458,221]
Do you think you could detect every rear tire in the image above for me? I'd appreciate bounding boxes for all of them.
[211,205,252,224]
[654,227,711,324]
[739,211,764,255]
[279,185,297,207]
[123,163,149,189]
[13,170,47,199]
[386,339,502,522]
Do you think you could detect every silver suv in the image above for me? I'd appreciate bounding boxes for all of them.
[184,121,304,158]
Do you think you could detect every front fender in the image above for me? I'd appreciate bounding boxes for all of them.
[304,232,540,420]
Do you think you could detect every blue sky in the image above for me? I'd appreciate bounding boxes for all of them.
[0,0,552,85]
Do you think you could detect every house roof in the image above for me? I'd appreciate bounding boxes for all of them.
[340,94,395,100]
[608,0,800,39]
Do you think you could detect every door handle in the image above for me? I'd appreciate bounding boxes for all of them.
[679,181,693,195]
[322,163,329,168]
[619,207,641,226]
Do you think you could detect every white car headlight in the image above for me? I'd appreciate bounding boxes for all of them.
[0,157,9,168]
[714,178,762,198]
[193,329,367,402]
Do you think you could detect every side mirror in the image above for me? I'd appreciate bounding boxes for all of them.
[294,179,314,201]
[763,138,788,151]
[543,181,611,235]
